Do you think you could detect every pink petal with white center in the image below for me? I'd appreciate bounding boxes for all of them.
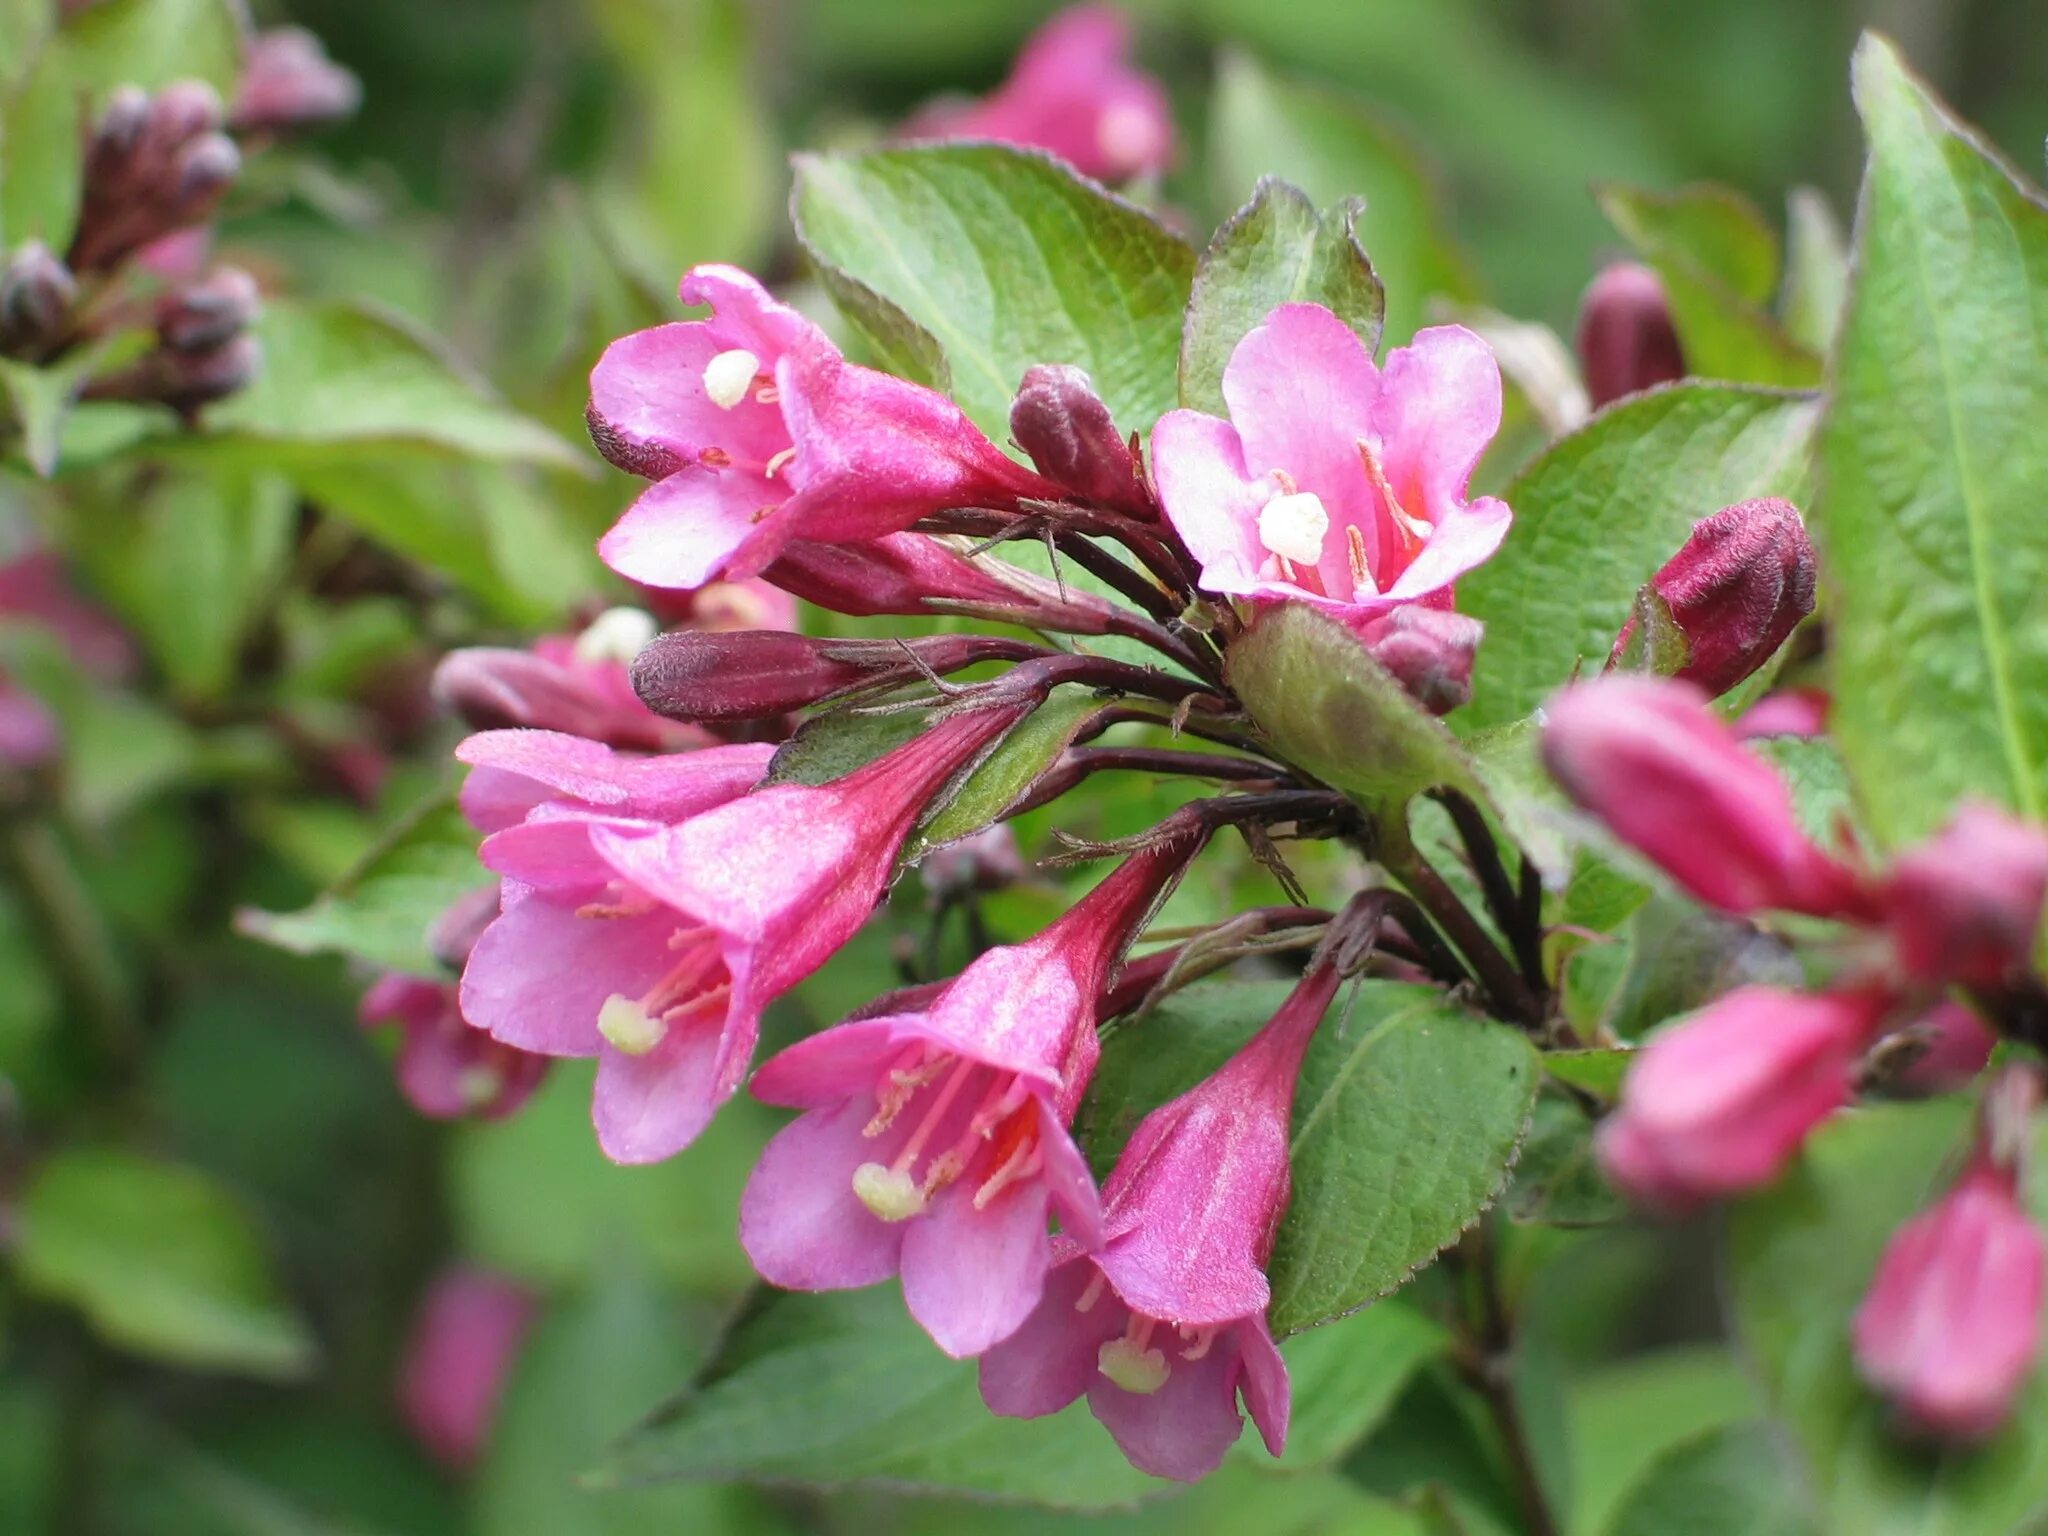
[598,465,784,592]
[899,1175,1055,1358]
[592,1013,730,1164]
[1087,1326,1247,1481]
[459,900,676,1056]
[587,322,788,480]
[739,1099,906,1290]
[978,1255,1127,1419]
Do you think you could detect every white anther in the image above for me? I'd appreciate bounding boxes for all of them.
[1258,489,1330,566]
[703,348,760,410]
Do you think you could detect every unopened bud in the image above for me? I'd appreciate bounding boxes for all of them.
[766,533,1123,634]
[147,79,225,143]
[171,132,240,210]
[84,331,261,417]
[1877,803,2048,988]
[397,1268,537,1469]
[1357,607,1482,714]
[155,266,260,353]
[631,629,1035,723]
[1009,363,1149,513]
[70,84,241,274]
[1610,498,1816,696]
[85,86,151,173]
[0,243,78,356]
[1542,675,1870,918]
[1576,262,1685,408]
[230,27,362,136]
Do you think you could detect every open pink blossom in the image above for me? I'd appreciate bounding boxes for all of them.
[1598,985,1888,1209]
[979,962,1335,1479]
[397,1267,536,1470]
[590,265,1055,591]
[360,973,547,1121]
[901,6,1174,183]
[1151,304,1511,632]
[740,830,1203,1358]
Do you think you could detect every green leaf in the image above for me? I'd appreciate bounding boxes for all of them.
[1728,1099,2048,1536]
[1208,51,1473,345]
[1542,1048,1632,1099]
[1780,188,1850,356]
[595,1286,1164,1509]
[1504,1092,1626,1227]
[764,695,936,787]
[1751,736,1856,848]
[0,357,83,478]
[1813,37,2048,846]
[1596,182,1820,388]
[1458,385,1819,732]
[476,1263,780,1536]
[1179,177,1383,415]
[907,689,1111,859]
[60,0,242,96]
[1570,1348,1762,1536]
[1228,602,1489,821]
[198,299,583,468]
[1603,1422,1813,1536]
[236,799,486,978]
[1593,893,1801,1042]
[15,1148,313,1379]
[1248,1300,1448,1471]
[792,143,1194,439]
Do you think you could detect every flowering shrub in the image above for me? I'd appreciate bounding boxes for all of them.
[6,2,2048,1533]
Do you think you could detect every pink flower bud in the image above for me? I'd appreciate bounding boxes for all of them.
[147,80,226,143]
[765,532,1125,634]
[433,619,706,754]
[1355,606,1483,714]
[1597,985,1886,1209]
[1576,262,1685,408]
[169,132,240,211]
[1878,802,2048,988]
[629,629,1038,723]
[231,27,362,136]
[360,973,548,1121]
[1542,675,1869,917]
[1895,1000,1998,1095]
[1010,364,1149,513]
[1855,1071,2045,1439]
[84,87,152,174]
[155,266,260,353]
[397,1267,537,1470]
[0,242,77,357]
[1610,499,1817,697]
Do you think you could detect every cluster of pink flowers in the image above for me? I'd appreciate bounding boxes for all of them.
[1546,673,2048,1437]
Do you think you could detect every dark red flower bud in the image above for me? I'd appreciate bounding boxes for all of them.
[155,266,260,353]
[170,132,240,212]
[83,86,151,176]
[630,629,1040,723]
[84,332,261,418]
[0,243,78,357]
[1009,363,1149,513]
[1576,262,1685,408]
[231,28,362,137]
[1356,607,1483,714]
[764,531,1124,634]
[1878,803,2048,988]
[69,82,240,274]
[1610,498,1816,697]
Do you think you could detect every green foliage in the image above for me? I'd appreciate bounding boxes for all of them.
[793,144,1195,438]
[1814,37,2048,847]
[15,1147,314,1379]
[1601,1422,1811,1536]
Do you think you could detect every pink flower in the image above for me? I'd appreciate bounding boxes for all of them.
[1575,262,1684,409]
[1855,1087,2045,1440]
[902,6,1174,183]
[230,27,361,137]
[1877,802,2048,989]
[1542,675,1870,918]
[1897,1001,1999,1094]
[0,549,135,682]
[360,973,547,1121]
[978,963,1335,1479]
[1736,687,1829,741]
[739,830,1203,1358]
[433,608,709,753]
[589,266,1055,592]
[1151,305,1511,632]
[0,676,59,769]
[1597,985,1887,1208]
[397,1267,537,1470]
[1610,498,1817,697]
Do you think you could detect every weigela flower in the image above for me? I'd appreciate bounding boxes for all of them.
[1597,985,1888,1208]
[360,973,547,1121]
[1854,1068,2046,1439]
[1151,304,1511,632]
[230,27,362,137]
[901,6,1174,183]
[1575,261,1685,408]
[739,830,1204,1358]
[589,266,1056,592]
[397,1267,536,1470]
[1877,802,2048,989]
[766,532,1126,635]
[977,961,1335,1479]
[1542,675,1869,918]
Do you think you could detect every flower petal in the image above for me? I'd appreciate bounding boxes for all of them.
[459,899,675,1056]
[1236,1316,1290,1457]
[1087,1326,1246,1482]
[900,1178,1053,1358]
[598,467,782,592]
[748,1018,906,1109]
[587,321,788,479]
[738,1100,905,1290]
[978,1256,1126,1419]
[592,1017,729,1164]
[1150,409,1267,599]
[1374,324,1503,520]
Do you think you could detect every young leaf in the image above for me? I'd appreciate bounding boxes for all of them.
[1781,187,1850,356]
[1813,36,2048,846]
[1603,1421,1813,1536]
[1179,177,1384,414]
[15,1148,314,1380]
[792,144,1194,439]
[593,1286,1163,1509]
[1458,384,1818,733]
[905,689,1112,859]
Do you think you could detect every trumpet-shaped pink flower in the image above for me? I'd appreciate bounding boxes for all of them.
[740,830,1203,1358]
[979,962,1335,1479]
[1151,305,1511,631]
[1878,802,2048,989]
[590,266,1055,592]
[397,1267,536,1470]
[901,6,1174,183]
[1543,675,1870,919]
[1597,985,1887,1209]
[360,973,547,1121]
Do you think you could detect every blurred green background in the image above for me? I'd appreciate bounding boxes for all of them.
[4,0,2045,1532]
